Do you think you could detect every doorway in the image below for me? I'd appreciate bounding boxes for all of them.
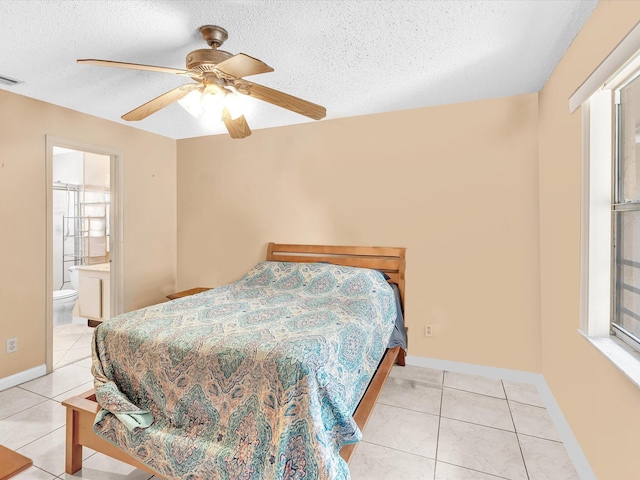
[45,136,124,373]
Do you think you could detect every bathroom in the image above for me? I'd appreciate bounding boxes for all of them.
[52,147,110,369]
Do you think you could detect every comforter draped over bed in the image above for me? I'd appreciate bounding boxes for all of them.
[91,261,397,480]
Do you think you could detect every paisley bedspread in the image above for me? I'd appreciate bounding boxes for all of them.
[91,261,397,479]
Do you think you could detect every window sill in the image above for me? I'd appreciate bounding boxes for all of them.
[579,329,640,389]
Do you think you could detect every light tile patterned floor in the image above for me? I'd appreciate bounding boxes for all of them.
[0,362,580,479]
[53,323,93,370]
[351,365,580,480]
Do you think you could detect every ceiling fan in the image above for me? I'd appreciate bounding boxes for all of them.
[77,25,326,139]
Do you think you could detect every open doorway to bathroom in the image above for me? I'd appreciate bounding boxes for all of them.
[45,137,123,373]
[52,147,109,368]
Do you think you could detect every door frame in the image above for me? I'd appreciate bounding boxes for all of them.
[45,136,124,373]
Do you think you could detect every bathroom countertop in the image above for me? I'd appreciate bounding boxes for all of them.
[70,263,110,272]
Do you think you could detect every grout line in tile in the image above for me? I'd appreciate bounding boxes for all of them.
[31,465,59,479]
[16,375,93,403]
[11,425,63,452]
[0,395,49,422]
[16,425,66,454]
[442,384,506,400]
[74,359,92,369]
[374,401,440,417]
[67,333,86,350]
[438,414,516,434]
[503,380,530,480]
[517,432,564,445]
[54,356,91,372]
[15,387,53,402]
[360,440,436,463]
[53,334,81,351]
[435,460,512,480]
[442,371,537,389]
[54,351,71,370]
[14,387,55,402]
[52,383,96,403]
[84,449,97,462]
[505,403,564,443]
[433,375,445,480]
[34,463,62,478]
[363,438,436,461]
[507,398,547,409]
[375,401,440,418]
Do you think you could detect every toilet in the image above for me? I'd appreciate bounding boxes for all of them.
[53,289,79,326]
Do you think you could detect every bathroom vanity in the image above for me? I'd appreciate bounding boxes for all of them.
[72,263,110,326]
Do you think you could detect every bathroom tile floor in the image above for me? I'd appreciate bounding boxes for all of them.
[53,323,94,370]
[0,362,580,480]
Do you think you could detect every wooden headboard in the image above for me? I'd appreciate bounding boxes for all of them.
[266,243,406,306]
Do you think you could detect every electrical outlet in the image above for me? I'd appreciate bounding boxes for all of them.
[424,324,433,337]
[6,337,17,354]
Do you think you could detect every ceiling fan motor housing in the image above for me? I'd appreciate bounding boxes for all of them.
[186,49,233,73]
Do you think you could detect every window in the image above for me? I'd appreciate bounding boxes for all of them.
[572,22,640,386]
[612,75,640,352]
[582,67,640,356]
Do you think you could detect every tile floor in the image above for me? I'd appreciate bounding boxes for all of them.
[0,362,580,480]
[350,366,580,480]
[52,323,94,370]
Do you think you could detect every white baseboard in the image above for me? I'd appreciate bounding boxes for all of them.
[405,355,596,480]
[0,364,46,392]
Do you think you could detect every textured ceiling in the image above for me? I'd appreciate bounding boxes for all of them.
[0,0,597,140]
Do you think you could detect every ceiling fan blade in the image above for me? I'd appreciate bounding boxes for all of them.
[237,81,326,120]
[122,84,199,121]
[215,53,274,78]
[222,108,252,139]
[77,59,192,76]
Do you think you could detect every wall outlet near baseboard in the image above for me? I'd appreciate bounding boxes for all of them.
[424,324,433,337]
[6,337,17,353]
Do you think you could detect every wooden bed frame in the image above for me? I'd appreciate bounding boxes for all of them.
[63,243,406,477]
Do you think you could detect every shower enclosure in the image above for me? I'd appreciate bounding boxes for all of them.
[52,150,110,292]
[53,182,110,290]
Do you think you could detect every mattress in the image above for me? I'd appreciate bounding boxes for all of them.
[91,261,398,479]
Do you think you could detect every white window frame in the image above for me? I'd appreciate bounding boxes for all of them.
[578,36,640,388]
[580,89,613,339]
[609,73,640,353]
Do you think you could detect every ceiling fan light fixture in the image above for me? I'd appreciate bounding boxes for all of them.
[177,88,204,118]
[200,91,226,123]
[178,87,245,123]
[224,92,244,120]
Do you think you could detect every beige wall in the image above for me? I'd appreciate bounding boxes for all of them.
[177,93,542,372]
[538,1,640,478]
[0,90,177,379]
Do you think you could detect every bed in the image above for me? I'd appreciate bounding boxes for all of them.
[63,243,406,479]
